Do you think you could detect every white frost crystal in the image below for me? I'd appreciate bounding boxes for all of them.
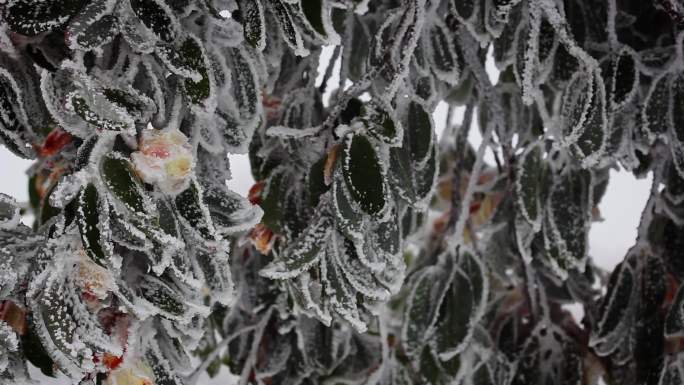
[131,129,194,195]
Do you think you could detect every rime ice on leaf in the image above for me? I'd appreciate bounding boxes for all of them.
[0,194,20,230]
[238,0,266,50]
[542,169,591,279]
[342,134,387,216]
[516,142,543,229]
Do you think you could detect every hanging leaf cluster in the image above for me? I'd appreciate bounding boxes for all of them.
[3,0,684,385]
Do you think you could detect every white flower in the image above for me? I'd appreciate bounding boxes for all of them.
[131,129,194,195]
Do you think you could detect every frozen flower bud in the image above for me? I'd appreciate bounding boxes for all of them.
[75,251,115,302]
[131,129,194,195]
[105,359,154,385]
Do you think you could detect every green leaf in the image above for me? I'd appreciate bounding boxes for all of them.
[433,268,474,359]
[591,260,635,355]
[175,181,215,239]
[340,98,363,125]
[145,340,184,385]
[139,276,186,317]
[0,193,19,228]
[66,0,117,50]
[450,0,476,21]
[180,37,211,104]
[343,16,371,82]
[260,168,287,233]
[402,257,455,355]
[601,49,638,110]
[300,0,326,37]
[308,155,329,208]
[389,142,437,208]
[156,36,211,104]
[336,236,390,300]
[0,70,34,158]
[102,87,155,121]
[71,95,131,132]
[672,74,684,143]
[560,71,594,144]
[203,185,262,236]
[6,0,87,36]
[238,0,266,50]
[426,19,460,85]
[21,314,55,378]
[407,100,434,165]
[643,73,672,137]
[342,134,386,215]
[571,73,607,167]
[101,152,147,215]
[333,170,364,241]
[516,142,543,228]
[263,214,330,279]
[77,184,108,266]
[364,101,402,147]
[130,0,179,43]
[543,169,590,278]
[267,0,309,56]
[227,47,260,121]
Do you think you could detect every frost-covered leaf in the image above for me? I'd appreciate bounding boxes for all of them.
[643,72,673,137]
[590,260,635,355]
[28,278,89,379]
[226,47,261,123]
[0,68,35,158]
[203,185,262,236]
[342,15,370,82]
[513,324,583,385]
[145,339,184,385]
[600,49,638,111]
[426,19,460,85]
[5,0,86,36]
[434,252,487,360]
[333,170,364,241]
[543,169,590,279]
[336,236,390,300]
[130,0,179,43]
[299,0,337,42]
[65,0,118,51]
[238,0,266,50]
[101,152,148,215]
[402,256,455,356]
[450,0,477,22]
[0,194,20,230]
[77,184,111,267]
[138,276,188,319]
[406,100,434,166]
[175,180,216,240]
[325,244,366,332]
[342,134,386,215]
[389,141,437,209]
[364,100,402,147]
[570,73,608,167]
[261,214,330,280]
[157,35,212,104]
[267,0,310,56]
[516,142,543,228]
[560,71,595,146]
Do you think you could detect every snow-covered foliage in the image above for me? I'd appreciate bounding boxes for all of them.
[2,0,684,384]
